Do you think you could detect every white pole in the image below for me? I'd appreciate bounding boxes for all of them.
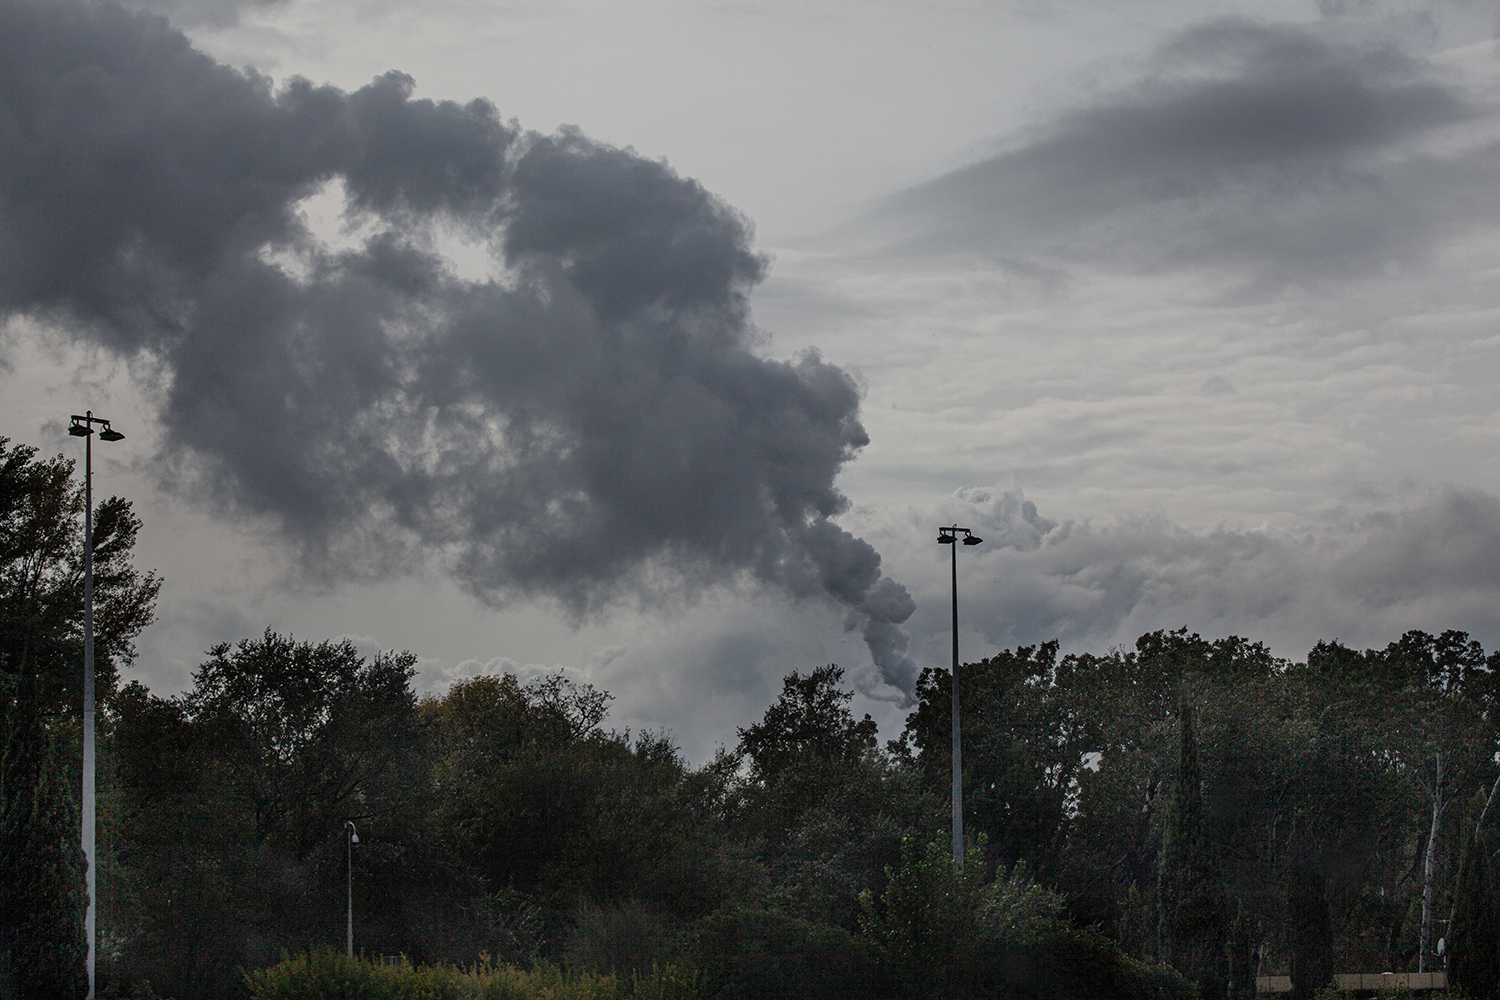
[950,531,963,869]
[346,821,357,957]
[82,417,96,999]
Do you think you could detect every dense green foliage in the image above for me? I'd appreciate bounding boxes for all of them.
[0,694,88,998]
[7,434,1500,999]
[0,438,160,714]
[0,438,158,996]
[925,629,1500,1000]
[98,629,1498,1000]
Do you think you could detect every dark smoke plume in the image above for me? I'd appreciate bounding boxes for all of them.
[0,0,919,696]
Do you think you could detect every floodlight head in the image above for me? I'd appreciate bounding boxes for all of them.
[99,426,124,442]
[963,535,982,545]
[69,422,91,437]
[937,533,955,544]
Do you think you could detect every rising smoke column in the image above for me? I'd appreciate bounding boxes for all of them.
[0,0,920,696]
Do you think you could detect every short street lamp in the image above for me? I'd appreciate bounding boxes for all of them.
[346,820,359,957]
[938,525,982,868]
[69,412,124,1000]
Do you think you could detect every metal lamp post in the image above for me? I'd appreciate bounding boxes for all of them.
[69,412,124,1000]
[937,525,982,868]
[346,820,359,957]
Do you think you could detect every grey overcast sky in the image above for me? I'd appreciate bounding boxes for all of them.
[4,0,1500,759]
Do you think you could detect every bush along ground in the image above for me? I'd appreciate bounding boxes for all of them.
[245,949,700,1000]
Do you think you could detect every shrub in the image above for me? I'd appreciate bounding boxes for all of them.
[688,906,873,1000]
[860,838,1192,1000]
[244,948,699,1000]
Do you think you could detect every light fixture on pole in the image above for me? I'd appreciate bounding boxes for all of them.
[346,820,359,957]
[937,525,982,868]
[68,411,124,1000]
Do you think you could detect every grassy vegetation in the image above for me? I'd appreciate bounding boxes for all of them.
[245,949,701,1000]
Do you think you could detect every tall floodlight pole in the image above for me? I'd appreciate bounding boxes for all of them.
[69,412,124,1000]
[346,820,359,956]
[937,525,982,868]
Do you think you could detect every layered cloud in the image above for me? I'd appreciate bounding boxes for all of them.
[0,0,921,694]
[790,12,1500,673]
[863,19,1499,292]
[896,486,1500,664]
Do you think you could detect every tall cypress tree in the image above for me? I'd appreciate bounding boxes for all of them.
[1159,699,1226,1000]
[1450,820,1500,998]
[1226,900,1256,999]
[1286,856,1331,1000]
[0,693,88,998]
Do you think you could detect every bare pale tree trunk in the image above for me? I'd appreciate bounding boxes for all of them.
[1479,767,1500,840]
[1421,752,1445,974]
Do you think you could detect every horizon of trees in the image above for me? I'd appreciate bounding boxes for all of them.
[4,435,1500,1000]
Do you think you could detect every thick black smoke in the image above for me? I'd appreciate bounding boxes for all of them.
[0,0,920,695]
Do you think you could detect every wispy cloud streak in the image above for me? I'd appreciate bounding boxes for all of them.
[866,19,1497,292]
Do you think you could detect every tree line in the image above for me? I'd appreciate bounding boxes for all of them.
[3,435,1499,1000]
